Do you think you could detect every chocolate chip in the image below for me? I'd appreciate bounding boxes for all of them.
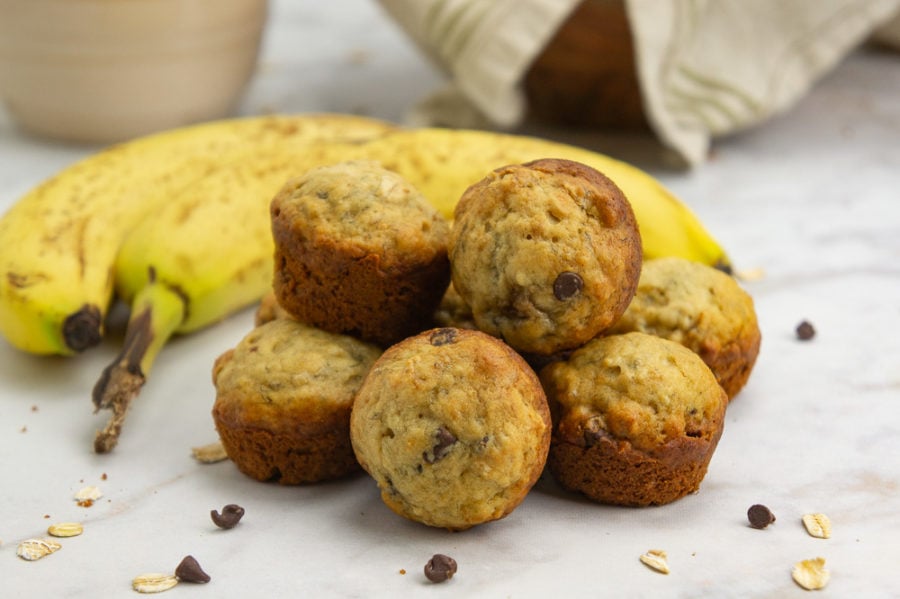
[582,416,606,447]
[210,504,245,529]
[423,427,457,464]
[424,554,457,583]
[796,320,816,341]
[175,555,211,583]
[747,504,776,529]
[429,328,458,346]
[553,272,583,300]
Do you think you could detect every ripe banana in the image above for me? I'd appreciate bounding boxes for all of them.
[92,140,381,452]
[0,113,398,356]
[90,124,731,453]
[364,128,730,270]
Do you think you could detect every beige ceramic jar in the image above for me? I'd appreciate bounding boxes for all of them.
[0,0,268,143]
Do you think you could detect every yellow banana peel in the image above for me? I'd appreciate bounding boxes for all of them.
[0,114,732,452]
[0,114,397,356]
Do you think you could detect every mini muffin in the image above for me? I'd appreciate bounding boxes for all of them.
[254,289,293,326]
[271,160,451,347]
[541,332,727,506]
[350,327,551,531]
[212,319,382,484]
[431,282,477,331]
[608,257,761,399]
[449,158,642,355]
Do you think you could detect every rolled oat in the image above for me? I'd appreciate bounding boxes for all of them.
[639,549,670,574]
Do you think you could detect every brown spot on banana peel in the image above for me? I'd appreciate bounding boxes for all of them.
[7,271,35,288]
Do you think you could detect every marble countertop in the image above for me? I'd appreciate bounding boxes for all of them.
[1,1,898,597]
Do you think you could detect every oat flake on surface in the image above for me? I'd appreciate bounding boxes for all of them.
[47,522,83,538]
[17,538,62,561]
[191,440,228,463]
[132,573,178,593]
[802,513,832,539]
[639,549,670,574]
[792,557,830,590]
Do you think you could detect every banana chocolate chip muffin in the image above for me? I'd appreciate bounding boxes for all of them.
[449,158,642,355]
[271,160,451,347]
[212,318,382,484]
[541,332,727,506]
[431,282,477,331]
[608,257,761,399]
[350,327,551,531]
[254,289,293,326]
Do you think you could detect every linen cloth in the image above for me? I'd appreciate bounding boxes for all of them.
[378,0,900,166]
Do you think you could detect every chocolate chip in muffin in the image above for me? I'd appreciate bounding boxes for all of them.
[553,271,584,301]
[747,504,776,529]
[424,427,457,464]
[582,416,606,447]
[424,554,458,583]
[796,320,816,341]
[429,328,458,346]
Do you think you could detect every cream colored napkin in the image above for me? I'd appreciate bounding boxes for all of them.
[378,0,900,166]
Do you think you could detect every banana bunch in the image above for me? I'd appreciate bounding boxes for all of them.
[0,113,731,452]
[0,114,398,356]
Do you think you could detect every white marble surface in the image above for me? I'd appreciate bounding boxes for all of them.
[1,1,899,597]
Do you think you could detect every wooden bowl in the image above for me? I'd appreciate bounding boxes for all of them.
[0,0,268,143]
[524,0,648,130]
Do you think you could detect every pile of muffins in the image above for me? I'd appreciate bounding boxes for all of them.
[211,158,761,531]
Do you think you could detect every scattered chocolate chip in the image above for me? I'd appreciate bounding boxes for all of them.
[175,555,211,583]
[796,320,816,341]
[211,504,245,529]
[553,272,583,300]
[424,427,457,464]
[747,504,776,529]
[424,554,457,583]
[429,328,458,346]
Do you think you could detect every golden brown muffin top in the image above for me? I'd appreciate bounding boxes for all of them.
[350,327,550,530]
[609,257,759,352]
[213,319,382,433]
[449,158,642,355]
[540,332,727,454]
[270,160,449,268]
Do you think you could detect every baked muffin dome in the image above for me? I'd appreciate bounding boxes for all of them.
[431,282,477,331]
[270,160,451,347]
[254,289,292,326]
[212,318,382,484]
[540,332,727,506]
[350,327,551,531]
[608,257,761,399]
[449,158,642,355]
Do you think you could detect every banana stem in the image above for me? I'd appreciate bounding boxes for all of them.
[92,278,186,453]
